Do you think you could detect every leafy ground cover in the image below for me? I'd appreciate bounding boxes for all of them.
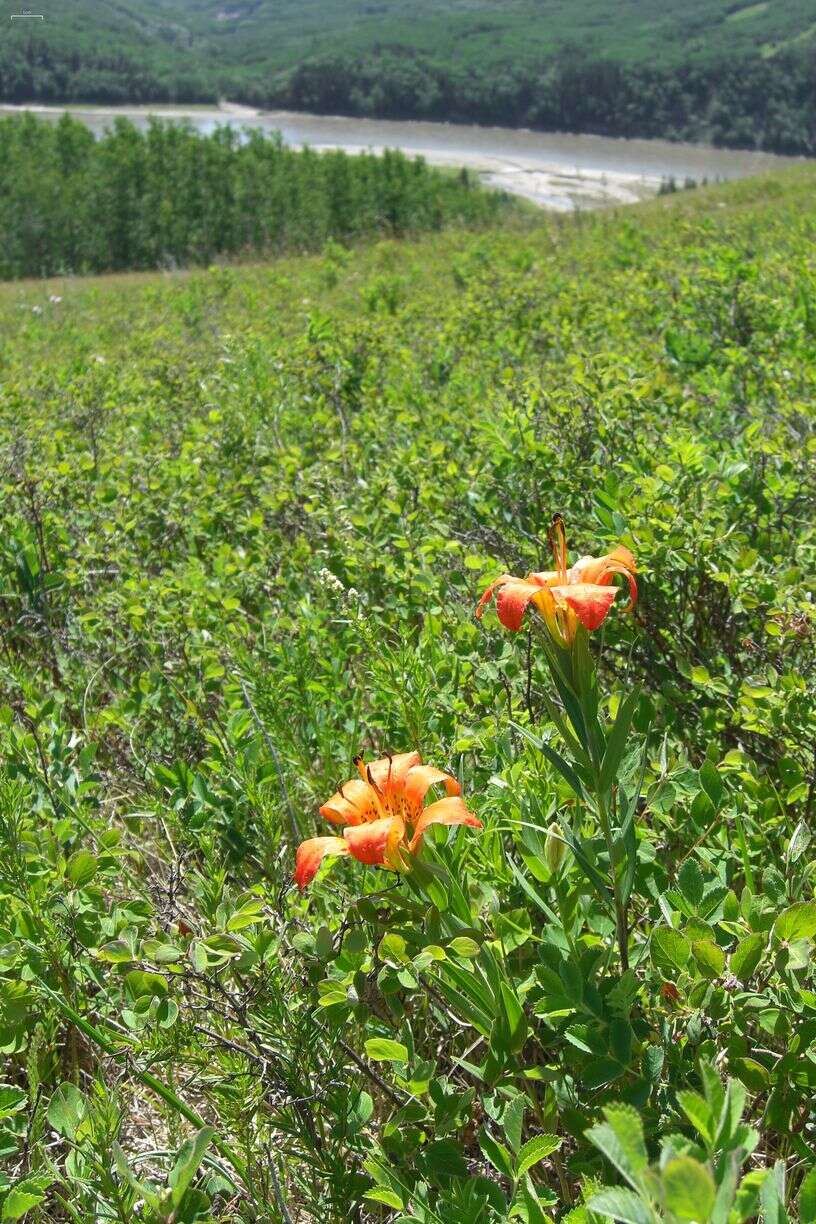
[0,167,814,1221]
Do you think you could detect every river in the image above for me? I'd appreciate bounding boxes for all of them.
[0,102,803,211]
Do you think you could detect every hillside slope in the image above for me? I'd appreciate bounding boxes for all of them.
[2,1,816,151]
[1,168,814,1219]
[4,0,815,73]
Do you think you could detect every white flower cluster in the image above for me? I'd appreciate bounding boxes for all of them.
[318,568,361,608]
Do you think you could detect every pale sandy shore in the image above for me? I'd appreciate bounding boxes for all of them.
[0,101,799,212]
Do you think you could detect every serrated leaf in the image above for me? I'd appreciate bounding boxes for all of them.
[589,1187,654,1224]
[516,1134,561,1179]
[364,1187,404,1209]
[651,926,691,976]
[676,1090,714,1145]
[678,860,704,909]
[586,1107,646,1189]
[663,1155,716,1221]
[503,1093,526,1155]
[2,1184,48,1222]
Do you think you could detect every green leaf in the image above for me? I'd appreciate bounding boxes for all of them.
[516,1134,561,1179]
[599,687,641,794]
[676,1090,714,1145]
[651,926,691,976]
[585,1105,646,1189]
[448,936,480,958]
[0,1087,27,1120]
[798,1166,816,1224]
[46,1084,87,1140]
[479,1128,514,1179]
[364,1038,408,1064]
[699,762,723,809]
[2,1180,50,1222]
[774,902,816,943]
[663,1156,716,1221]
[364,1188,405,1209]
[678,860,704,909]
[169,1126,214,1207]
[95,939,135,964]
[692,939,725,979]
[422,1139,468,1177]
[65,850,97,888]
[588,1188,654,1224]
[503,1093,526,1155]
[731,933,765,982]
[730,1058,769,1093]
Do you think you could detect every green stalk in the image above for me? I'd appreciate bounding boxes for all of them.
[593,778,630,972]
[34,976,247,1188]
[734,811,756,894]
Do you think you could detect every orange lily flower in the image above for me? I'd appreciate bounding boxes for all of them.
[294,750,482,890]
[476,515,637,648]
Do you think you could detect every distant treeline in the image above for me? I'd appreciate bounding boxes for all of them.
[265,49,816,156]
[2,39,816,156]
[0,114,504,279]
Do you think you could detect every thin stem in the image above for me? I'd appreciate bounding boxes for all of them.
[593,784,629,972]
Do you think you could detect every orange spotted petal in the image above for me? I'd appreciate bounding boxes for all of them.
[551,582,617,631]
[319,778,382,827]
[344,816,405,868]
[365,751,422,800]
[403,764,460,819]
[410,796,482,851]
[294,836,350,889]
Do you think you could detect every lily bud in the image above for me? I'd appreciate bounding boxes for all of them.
[545,821,567,874]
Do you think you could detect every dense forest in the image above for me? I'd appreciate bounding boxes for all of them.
[269,49,816,155]
[2,37,816,155]
[0,113,505,279]
[2,0,816,154]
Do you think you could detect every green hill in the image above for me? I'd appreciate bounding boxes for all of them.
[4,0,816,75]
[2,0,816,151]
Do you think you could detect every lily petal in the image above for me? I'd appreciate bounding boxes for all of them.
[492,578,555,632]
[320,778,382,827]
[294,836,350,889]
[403,764,460,819]
[569,549,638,611]
[344,816,405,868]
[410,796,482,851]
[551,582,617,631]
[475,573,516,620]
[365,751,422,801]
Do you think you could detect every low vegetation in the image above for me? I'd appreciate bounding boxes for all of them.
[0,167,814,1221]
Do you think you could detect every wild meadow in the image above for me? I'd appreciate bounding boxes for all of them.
[0,165,814,1221]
